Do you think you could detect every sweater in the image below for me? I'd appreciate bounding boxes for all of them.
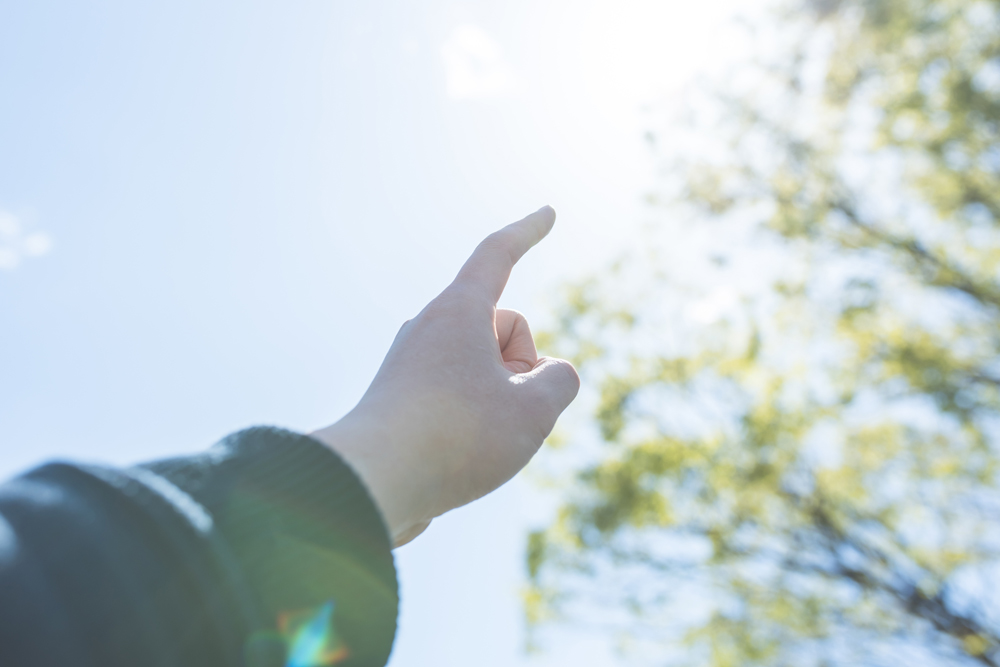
[0,426,399,667]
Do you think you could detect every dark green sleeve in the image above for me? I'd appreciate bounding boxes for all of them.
[0,426,399,667]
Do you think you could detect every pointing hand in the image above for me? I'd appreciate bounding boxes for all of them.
[313,207,580,546]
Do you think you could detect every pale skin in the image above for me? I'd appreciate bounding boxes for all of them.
[312,206,580,547]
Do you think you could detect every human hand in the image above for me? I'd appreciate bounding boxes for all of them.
[312,207,580,547]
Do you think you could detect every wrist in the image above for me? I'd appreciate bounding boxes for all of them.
[312,411,432,547]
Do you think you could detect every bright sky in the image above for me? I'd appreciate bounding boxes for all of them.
[0,1,764,665]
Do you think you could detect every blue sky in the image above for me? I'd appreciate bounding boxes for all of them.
[0,1,760,664]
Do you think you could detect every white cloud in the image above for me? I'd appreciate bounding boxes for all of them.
[0,210,52,271]
[441,24,518,101]
[22,233,53,257]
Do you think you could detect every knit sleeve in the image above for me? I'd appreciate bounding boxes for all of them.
[0,426,399,667]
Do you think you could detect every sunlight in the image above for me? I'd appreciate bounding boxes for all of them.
[442,25,519,100]
[537,0,762,126]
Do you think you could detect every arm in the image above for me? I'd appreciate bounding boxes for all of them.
[0,428,398,667]
[0,207,578,666]
[313,205,580,546]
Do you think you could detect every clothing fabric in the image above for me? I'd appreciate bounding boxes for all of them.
[0,427,399,667]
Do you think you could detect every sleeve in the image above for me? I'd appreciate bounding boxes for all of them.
[0,426,399,667]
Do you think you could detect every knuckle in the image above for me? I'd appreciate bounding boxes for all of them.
[481,230,507,248]
[479,231,515,263]
[394,318,413,339]
[549,358,582,393]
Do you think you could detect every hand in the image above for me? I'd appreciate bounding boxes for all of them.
[312,207,580,547]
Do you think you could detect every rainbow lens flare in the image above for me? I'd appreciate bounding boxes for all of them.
[278,601,350,667]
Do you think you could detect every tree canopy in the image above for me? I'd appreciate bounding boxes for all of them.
[528,0,1000,664]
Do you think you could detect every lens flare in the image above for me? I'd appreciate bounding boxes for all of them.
[279,601,349,667]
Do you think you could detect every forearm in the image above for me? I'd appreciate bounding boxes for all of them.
[313,404,441,548]
[0,427,399,667]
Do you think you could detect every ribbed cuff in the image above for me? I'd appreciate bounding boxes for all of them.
[140,427,399,667]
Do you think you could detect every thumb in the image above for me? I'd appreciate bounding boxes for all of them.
[517,357,581,438]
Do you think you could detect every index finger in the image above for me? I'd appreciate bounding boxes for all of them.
[454,206,556,303]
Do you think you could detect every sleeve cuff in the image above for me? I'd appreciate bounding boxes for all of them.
[139,426,399,667]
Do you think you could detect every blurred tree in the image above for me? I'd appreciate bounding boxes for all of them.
[528,0,1000,665]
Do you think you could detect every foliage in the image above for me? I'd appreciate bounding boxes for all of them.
[528,0,1000,664]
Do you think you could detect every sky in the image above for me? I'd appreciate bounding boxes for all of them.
[0,1,763,665]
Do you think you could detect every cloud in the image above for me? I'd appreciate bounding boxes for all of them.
[441,25,518,100]
[0,210,53,271]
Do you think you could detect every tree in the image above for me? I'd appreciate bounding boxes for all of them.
[527,1,1000,664]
